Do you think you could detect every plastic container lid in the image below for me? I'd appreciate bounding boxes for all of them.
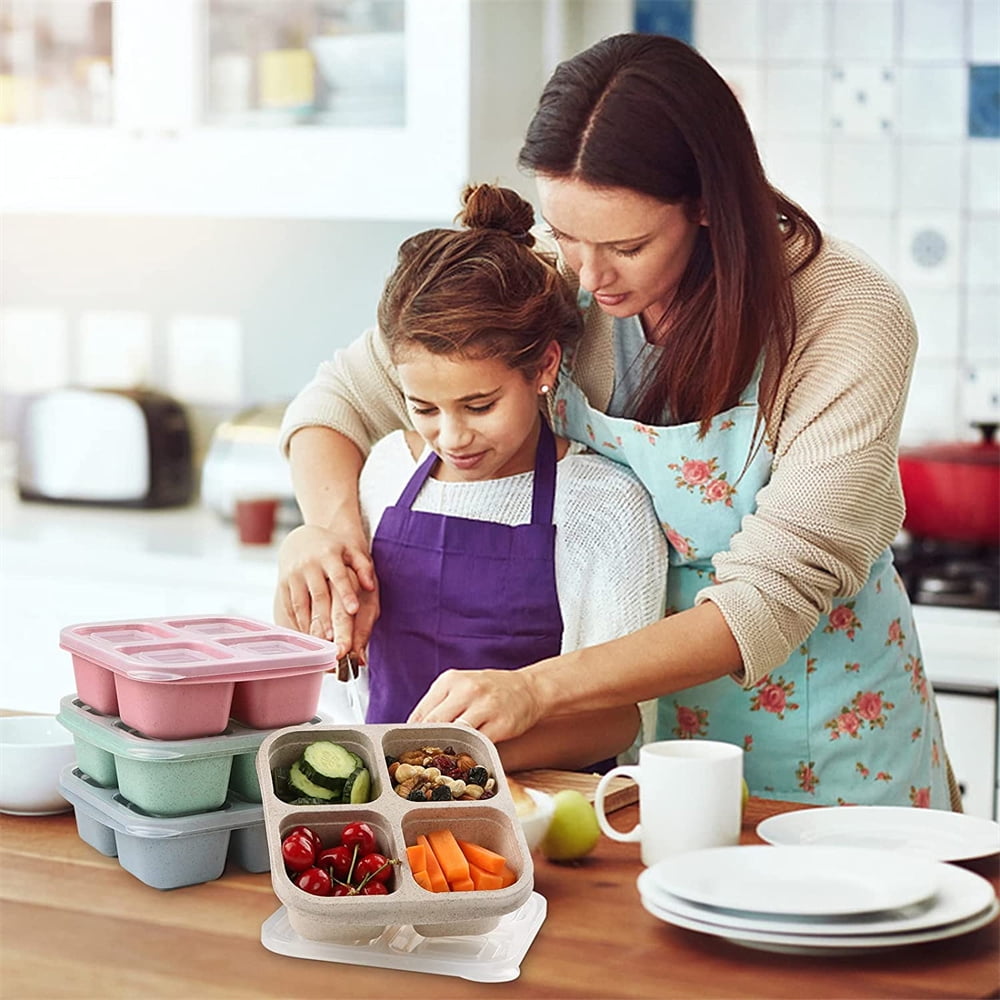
[60,615,338,682]
[56,693,320,761]
[260,893,547,983]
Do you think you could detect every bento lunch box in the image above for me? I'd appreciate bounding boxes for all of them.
[60,615,338,740]
[257,723,535,944]
[58,764,270,890]
[56,694,321,816]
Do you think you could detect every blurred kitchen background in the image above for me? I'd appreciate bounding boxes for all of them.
[1,0,998,816]
[1,0,997,464]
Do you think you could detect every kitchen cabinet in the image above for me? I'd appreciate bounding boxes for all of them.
[0,0,550,219]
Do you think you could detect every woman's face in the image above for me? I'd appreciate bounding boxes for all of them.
[396,344,558,482]
[536,175,704,334]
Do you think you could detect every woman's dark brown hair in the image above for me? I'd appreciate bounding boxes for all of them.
[378,184,583,379]
[519,33,822,434]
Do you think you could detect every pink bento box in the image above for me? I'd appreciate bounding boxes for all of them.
[60,615,338,740]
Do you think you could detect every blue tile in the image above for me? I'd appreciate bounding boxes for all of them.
[968,64,1000,138]
[634,0,694,45]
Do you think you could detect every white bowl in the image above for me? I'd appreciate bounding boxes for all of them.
[517,787,555,852]
[0,715,77,815]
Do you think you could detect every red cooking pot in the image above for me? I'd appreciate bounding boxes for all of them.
[897,422,1000,544]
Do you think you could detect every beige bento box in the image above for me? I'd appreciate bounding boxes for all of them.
[255,723,534,943]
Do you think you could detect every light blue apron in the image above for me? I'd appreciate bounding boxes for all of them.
[552,350,952,808]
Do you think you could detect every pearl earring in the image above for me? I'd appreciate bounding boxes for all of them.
[539,384,550,395]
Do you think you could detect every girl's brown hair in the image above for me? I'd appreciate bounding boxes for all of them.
[518,33,822,434]
[377,184,583,379]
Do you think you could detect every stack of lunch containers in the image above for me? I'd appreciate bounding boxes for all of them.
[55,615,335,889]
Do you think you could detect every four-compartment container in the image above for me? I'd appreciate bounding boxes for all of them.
[58,764,270,889]
[56,694,321,816]
[257,723,534,943]
[60,615,338,739]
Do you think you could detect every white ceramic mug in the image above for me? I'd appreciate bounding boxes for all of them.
[594,740,744,867]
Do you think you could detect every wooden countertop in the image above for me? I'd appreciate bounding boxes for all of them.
[1,794,997,999]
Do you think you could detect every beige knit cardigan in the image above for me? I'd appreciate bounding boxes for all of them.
[279,232,917,688]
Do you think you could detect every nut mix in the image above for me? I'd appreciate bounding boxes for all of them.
[388,745,496,802]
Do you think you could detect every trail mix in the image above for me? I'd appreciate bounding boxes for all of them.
[387,745,497,802]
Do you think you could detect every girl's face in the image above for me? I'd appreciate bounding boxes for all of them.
[536,175,704,334]
[396,343,559,482]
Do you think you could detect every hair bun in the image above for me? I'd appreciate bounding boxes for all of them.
[457,183,536,247]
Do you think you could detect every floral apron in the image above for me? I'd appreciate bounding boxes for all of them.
[551,356,952,808]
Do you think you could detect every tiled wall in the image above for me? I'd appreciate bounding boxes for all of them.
[637,0,1000,444]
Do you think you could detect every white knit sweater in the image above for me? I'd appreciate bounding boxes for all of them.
[357,430,669,654]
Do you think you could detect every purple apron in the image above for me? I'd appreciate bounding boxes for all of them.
[365,422,564,724]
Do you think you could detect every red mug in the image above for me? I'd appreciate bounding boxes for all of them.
[234,497,279,545]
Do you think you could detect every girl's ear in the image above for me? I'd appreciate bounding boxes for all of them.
[536,341,562,391]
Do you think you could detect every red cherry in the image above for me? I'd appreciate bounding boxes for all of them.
[295,866,332,896]
[359,881,389,895]
[317,844,355,881]
[341,821,377,855]
[354,853,393,885]
[281,831,317,873]
[285,825,322,851]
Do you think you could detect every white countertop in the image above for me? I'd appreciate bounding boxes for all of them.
[0,485,286,712]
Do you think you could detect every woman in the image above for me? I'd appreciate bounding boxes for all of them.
[277,183,667,773]
[278,35,958,809]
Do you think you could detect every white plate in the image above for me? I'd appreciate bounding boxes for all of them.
[640,893,999,956]
[260,892,546,984]
[638,860,995,936]
[648,845,940,916]
[757,806,1000,861]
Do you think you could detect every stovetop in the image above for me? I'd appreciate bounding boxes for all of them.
[892,536,999,612]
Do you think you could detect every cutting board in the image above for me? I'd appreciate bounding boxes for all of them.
[513,768,638,813]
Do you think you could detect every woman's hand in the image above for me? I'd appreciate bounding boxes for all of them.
[273,523,380,658]
[408,668,544,744]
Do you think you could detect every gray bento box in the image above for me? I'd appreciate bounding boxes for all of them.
[56,693,320,816]
[58,764,270,890]
[256,723,535,943]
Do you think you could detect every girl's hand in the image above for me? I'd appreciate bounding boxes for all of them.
[274,524,380,658]
[408,668,543,744]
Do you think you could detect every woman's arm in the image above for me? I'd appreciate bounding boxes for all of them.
[275,427,380,653]
[275,326,410,650]
[495,705,641,772]
[411,600,740,743]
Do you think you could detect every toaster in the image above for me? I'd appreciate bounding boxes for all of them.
[16,387,194,508]
[200,403,301,526]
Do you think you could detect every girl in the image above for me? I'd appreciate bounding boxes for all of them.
[276,183,667,773]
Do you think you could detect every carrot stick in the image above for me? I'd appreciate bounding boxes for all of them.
[426,829,471,886]
[449,875,476,892]
[498,864,518,888]
[468,861,503,891]
[457,839,507,875]
[412,869,434,892]
[406,843,427,875]
[416,834,449,892]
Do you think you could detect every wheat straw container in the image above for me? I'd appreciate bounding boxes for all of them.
[60,615,337,739]
[56,694,320,816]
[58,765,269,889]
[256,723,534,944]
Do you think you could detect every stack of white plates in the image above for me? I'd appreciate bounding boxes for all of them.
[757,805,1000,861]
[637,842,998,955]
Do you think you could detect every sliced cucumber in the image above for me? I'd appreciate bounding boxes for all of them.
[300,741,360,791]
[288,760,338,801]
[342,766,372,804]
